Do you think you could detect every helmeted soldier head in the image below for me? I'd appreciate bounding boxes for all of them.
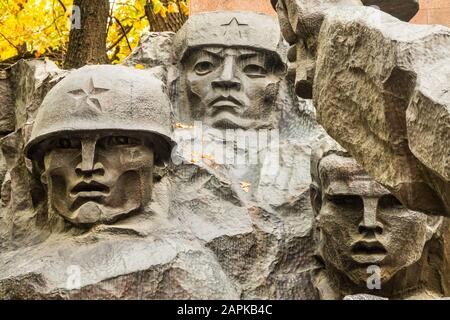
[25,65,175,225]
[173,11,287,129]
[310,137,442,287]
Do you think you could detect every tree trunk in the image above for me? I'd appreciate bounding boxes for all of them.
[145,1,188,32]
[63,0,109,69]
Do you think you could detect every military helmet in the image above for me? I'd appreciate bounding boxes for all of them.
[173,11,287,64]
[25,65,176,162]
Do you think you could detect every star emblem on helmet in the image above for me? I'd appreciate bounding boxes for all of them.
[67,77,110,112]
[221,17,249,39]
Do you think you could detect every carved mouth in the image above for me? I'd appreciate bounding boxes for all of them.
[71,181,110,197]
[210,96,242,116]
[351,240,387,264]
[352,241,387,255]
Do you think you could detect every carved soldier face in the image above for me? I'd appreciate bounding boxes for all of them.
[183,46,284,129]
[311,154,441,285]
[39,132,154,225]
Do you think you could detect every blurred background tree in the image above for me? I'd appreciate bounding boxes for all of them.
[0,0,189,69]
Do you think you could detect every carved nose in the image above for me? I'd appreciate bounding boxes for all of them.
[358,222,384,235]
[212,56,241,90]
[358,198,384,235]
[75,162,105,177]
[75,138,104,177]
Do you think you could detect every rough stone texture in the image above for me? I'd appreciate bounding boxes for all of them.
[0,71,15,134]
[0,181,241,299]
[272,0,450,217]
[10,59,66,132]
[25,65,175,226]
[171,11,297,133]
[168,11,324,298]
[1,7,449,300]
[0,13,323,299]
[170,126,324,298]
[310,137,447,299]
[123,32,175,69]
[314,7,450,216]
[0,59,67,252]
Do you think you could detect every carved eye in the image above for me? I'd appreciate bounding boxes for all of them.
[56,138,80,149]
[194,61,215,75]
[243,64,267,78]
[379,195,404,210]
[105,136,140,147]
[327,195,363,209]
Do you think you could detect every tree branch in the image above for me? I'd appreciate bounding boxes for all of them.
[57,0,67,12]
[113,16,132,51]
[106,0,116,37]
[106,25,132,51]
[0,31,19,53]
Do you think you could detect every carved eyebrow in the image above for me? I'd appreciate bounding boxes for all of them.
[239,52,259,60]
[201,48,223,59]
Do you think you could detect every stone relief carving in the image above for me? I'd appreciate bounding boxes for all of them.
[173,11,289,130]
[0,5,448,300]
[0,63,242,299]
[167,11,323,299]
[25,65,175,225]
[310,138,445,299]
[0,25,321,299]
[271,0,450,217]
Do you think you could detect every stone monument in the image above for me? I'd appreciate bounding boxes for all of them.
[271,0,450,217]
[310,138,445,299]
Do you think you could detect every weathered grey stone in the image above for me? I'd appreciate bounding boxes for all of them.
[172,11,289,130]
[24,65,175,226]
[311,137,446,299]
[123,32,175,69]
[10,59,66,132]
[0,182,239,299]
[171,123,323,298]
[3,6,447,300]
[122,32,175,84]
[272,1,450,217]
[314,8,450,217]
[167,11,325,298]
[0,52,322,298]
[0,59,67,251]
[0,70,15,133]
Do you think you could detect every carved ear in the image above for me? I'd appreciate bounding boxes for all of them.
[310,183,322,216]
[425,215,443,241]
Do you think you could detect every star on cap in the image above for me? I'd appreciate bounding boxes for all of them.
[67,77,110,112]
[221,17,249,39]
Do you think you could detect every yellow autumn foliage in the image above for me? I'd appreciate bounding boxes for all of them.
[0,0,189,67]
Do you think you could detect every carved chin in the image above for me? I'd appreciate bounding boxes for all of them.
[68,201,141,225]
[49,171,152,225]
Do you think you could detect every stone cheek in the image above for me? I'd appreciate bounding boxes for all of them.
[42,135,155,225]
[1,7,448,301]
[310,140,445,299]
[180,47,283,129]
[172,11,288,130]
[0,40,321,298]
